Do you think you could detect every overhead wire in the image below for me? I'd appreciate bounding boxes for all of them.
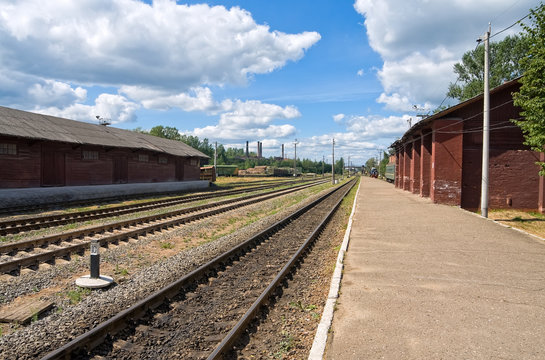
[390,98,518,152]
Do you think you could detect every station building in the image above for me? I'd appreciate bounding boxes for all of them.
[0,106,209,189]
[391,78,544,212]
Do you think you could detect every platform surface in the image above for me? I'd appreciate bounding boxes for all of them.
[0,180,210,209]
[326,177,545,359]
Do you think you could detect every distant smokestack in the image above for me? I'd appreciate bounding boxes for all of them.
[260,142,263,158]
[246,141,249,157]
[282,144,284,159]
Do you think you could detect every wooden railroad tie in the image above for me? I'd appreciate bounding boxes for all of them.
[0,299,54,324]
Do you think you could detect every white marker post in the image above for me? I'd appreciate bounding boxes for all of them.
[76,240,113,289]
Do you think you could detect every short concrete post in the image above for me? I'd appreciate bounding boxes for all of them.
[76,240,114,289]
[90,239,100,278]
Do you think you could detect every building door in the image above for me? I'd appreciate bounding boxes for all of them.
[175,158,185,181]
[113,156,128,184]
[41,150,65,186]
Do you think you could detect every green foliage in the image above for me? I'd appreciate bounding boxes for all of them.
[513,3,545,174]
[159,241,174,249]
[149,125,181,140]
[379,151,389,177]
[66,287,92,305]
[135,125,337,173]
[364,157,377,173]
[447,34,529,101]
[334,157,344,175]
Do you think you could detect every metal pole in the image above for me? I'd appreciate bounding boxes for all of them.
[481,24,490,218]
[322,155,325,177]
[332,138,335,185]
[293,139,298,176]
[214,141,217,172]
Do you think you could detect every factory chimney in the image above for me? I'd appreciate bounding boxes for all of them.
[246,141,249,158]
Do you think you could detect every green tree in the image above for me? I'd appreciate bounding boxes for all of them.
[447,34,529,101]
[513,3,545,174]
[365,157,377,174]
[149,125,181,140]
[334,157,344,175]
[379,151,390,177]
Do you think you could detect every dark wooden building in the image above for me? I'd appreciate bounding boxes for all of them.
[391,78,544,211]
[0,106,209,188]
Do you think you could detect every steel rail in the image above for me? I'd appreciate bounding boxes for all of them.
[207,179,356,359]
[39,179,354,360]
[0,178,303,216]
[0,179,313,235]
[0,180,328,274]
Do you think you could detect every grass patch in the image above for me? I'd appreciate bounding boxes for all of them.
[65,287,92,305]
[114,265,129,276]
[489,209,545,239]
[159,241,174,249]
[274,331,296,358]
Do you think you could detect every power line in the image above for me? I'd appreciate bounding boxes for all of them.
[490,11,531,39]
[390,98,516,152]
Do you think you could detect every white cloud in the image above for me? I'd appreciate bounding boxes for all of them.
[357,69,364,76]
[0,0,321,92]
[353,0,534,109]
[333,113,345,122]
[187,99,300,141]
[35,93,139,124]
[28,80,86,108]
[343,114,410,139]
[121,86,224,113]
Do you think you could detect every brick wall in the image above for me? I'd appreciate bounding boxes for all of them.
[431,118,463,205]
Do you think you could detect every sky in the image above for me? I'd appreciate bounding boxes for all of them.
[0,0,539,165]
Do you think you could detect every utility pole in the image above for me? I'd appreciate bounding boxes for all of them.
[480,24,491,218]
[214,141,217,173]
[293,139,299,177]
[332,138,335,185]
[348,155,350,177]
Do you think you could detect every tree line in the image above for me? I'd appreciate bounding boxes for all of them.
[134,125,348,175]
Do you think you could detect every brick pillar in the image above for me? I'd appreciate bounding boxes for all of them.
[397,150,404,188]
[431,118,463,205]
[395,151,401,188]
[411,139,421,194]
[403,142,412,191]
[420,131,432,197]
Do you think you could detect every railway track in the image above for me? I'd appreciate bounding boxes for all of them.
[40,178,356,360]
[0,179,313,236]
[0,180,328,275]
[0,178,300,217]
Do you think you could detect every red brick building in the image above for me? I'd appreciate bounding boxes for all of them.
[391,78,544,211]
[0,106,209,188]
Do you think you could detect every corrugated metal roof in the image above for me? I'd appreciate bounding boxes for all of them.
[0,106,209,158]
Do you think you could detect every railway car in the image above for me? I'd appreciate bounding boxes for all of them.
[385,163,395,183]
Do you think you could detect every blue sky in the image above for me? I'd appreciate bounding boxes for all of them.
[0,0,538,165]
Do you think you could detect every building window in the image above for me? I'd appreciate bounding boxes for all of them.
[82,150,99,160]
[138,154,149,162]
[0,143,17,155]
[190,158,198,166]
[158,156,168,164]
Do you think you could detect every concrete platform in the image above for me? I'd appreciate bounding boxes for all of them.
[0,180,210,210]
[324,177,545,359]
